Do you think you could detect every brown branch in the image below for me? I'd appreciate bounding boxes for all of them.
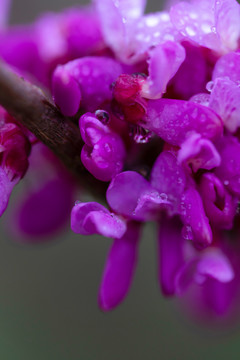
[0,60,106,198]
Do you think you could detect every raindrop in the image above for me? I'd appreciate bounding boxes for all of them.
[206,81,214,92]
[95,110,110,124]
[130,125,153,144]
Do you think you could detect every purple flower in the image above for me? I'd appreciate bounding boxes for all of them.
[3,0,240,323]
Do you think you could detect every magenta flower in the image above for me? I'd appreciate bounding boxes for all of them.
[2,0,240,324]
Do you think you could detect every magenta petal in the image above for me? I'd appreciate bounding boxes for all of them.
[181,187,212,248]
[95,0,146,61]
[175,259,199,295]
[15,177,73,238]
[143,99,223,146]
[53,57,122,114]
[215,136,240,197]
[106,171,152,219]
[172,42,208,100]
[209,77,240,133]
[215,0,240,51]
[81,133,125,182]
[0,167,15,216]
[52,66,81,117]
[158,216,184,296]
[202,277,235,316]
[71,202,126,238]
[83,211,127,239]
[79,113,107,146]
[196,249,234,284]
[151,151,186,214]
[170,0,220,51]
[134,189,171,220]
[98,222,141,311]
[178,133,221,172]
[212,52,240,83]
[0,0,10,29]
[199,173,237,230]
[142,41,185,99]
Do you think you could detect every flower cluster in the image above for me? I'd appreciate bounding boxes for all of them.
[1,0,240,320]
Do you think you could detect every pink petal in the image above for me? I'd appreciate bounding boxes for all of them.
[209,77,240,133]
[197,248,234,283]
[199,173,237,230]
[181,187,212,248]
[71,202,126,238]
[141,41,185,99]
[142,99,223,146]
[52,57,122,115]
[178,133,221,172]
[212,52,240,83]
[15,177,74,239]
[106,171,152,219]
[151,151,186,214]
[215,0,240,51]
[98,221,141,311]
[170,0,221,51]
[158,216,184,296]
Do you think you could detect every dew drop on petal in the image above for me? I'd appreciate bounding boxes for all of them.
[95,110,110,124]
[206,81,214,92]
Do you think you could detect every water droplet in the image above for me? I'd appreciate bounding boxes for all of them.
[130,125,153,144]
[224,180,229,186]
[95,110,110,124]
[211,26,216,33]
[182,225,193,240]
[159,193,168,201]
[206,81,214,92]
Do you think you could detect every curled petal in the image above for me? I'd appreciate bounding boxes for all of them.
[181,187,212,248]
[141,41,186,99]
[175,248,234,295]
[79,112,108,146]
[199,173,237,229]
[98,221,141,311]
[196,248,234,284]
[81,133,125,182]
[143,99,223,146]
[71,202,126,238]
[178,133,221,172]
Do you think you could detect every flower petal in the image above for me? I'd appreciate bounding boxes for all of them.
[71,201,126,238]
[98,221,141,311]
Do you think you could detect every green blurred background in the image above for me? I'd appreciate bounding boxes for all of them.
[1,0,240,359]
